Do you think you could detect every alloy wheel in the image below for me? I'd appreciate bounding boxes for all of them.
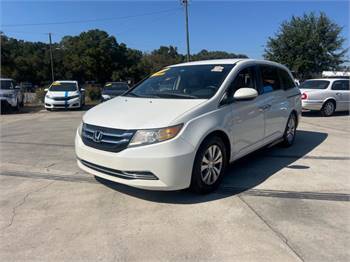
[286,116,296,143]
[200,145,223,185]
[324,102,334,116]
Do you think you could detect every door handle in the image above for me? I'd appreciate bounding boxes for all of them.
[259,104,271,111]
[336,93,341,96]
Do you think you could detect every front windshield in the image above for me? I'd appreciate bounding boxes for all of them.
[104,82,129,91]
[124,64,235,99]
[49,82,78,92]
[300,80,330,89]
[0,80,13,90]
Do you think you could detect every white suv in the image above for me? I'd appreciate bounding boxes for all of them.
[0,78,24,111]
[75,59,301,193]
[299,78,350,116]
[45,80,85,110]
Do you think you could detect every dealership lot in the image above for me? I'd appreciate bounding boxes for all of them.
[0,109,349,261]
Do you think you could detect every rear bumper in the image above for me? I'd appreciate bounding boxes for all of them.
[302,100,323,111]
[45,97,81,109]
[75,130,196,191]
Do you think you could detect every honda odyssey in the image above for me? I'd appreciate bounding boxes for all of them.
[75,59,301,193]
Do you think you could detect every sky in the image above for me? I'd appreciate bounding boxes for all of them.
[1,0,349,59]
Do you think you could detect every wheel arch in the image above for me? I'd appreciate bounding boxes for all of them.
[198,130,231,163]
[323,98,337,110]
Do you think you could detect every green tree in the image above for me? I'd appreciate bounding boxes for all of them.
[264,12,347,80]
[140,46,184,76]
[191,49,247,61]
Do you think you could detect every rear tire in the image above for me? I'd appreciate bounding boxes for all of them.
[321,100,335,117]
[280,113,297,147]
[190,136,228,194]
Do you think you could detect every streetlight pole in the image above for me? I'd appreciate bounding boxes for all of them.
[182,0,191,62]
[48,33,54,82]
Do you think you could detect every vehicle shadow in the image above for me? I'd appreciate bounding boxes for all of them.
[97,130,328,204]
[302,111,349,117]
[0,104,44,115]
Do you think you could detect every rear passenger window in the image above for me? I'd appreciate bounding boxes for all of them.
[332,80,349,91]
[260,66,281,93]
[279,69,296,90]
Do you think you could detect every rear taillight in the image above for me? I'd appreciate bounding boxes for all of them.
[301,93,308,100]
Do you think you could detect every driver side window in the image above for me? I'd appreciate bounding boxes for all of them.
[227,67,256,100]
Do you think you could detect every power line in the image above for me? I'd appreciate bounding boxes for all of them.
[1,8,181,27]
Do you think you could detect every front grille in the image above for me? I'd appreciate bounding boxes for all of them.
[79,159,158,180]
[52,96,77,101]
[82,123,135,153]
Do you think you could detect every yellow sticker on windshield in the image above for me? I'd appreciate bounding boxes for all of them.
[151,68,170,77]
[51,81,61,86]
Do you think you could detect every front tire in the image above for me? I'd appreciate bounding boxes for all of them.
[190,136,227,194]
[321,100,335,117]
[281,113,297,147]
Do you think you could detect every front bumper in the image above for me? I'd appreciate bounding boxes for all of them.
[302,100,323,111]
[75,131,196,190]
[45,97,81,109]
[0,97,17,107]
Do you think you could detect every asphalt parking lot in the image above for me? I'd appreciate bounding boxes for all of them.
[0,108,349,261]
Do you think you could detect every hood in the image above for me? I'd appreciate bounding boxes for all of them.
[83,96,206,129]
[47,90,79,97]
[0,89,15,95]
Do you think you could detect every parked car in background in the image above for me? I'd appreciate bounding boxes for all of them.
[300,78,350,116]
[45,80,85,110]
[21,82,34,92]
[101,82,129,101]
[0,78,24,111]
[76,59,301,193]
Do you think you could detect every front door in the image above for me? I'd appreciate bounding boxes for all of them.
[228,66,266,160]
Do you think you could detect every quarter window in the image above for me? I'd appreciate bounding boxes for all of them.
[260,66,281,93]
[331,80,349,91]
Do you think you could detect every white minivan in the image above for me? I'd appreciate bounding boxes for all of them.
[75,59,301,193]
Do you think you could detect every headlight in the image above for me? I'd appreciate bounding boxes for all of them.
[69,95,80,99]
[77,122,83,137]
[129,124,183,147]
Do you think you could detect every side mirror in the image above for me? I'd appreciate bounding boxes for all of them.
[44,88,49,92]
[15,85,21,89]
[233,87,258,101]
[81,88,85,92]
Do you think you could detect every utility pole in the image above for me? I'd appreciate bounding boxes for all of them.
[48,33,54,82]
[181,0,191,62]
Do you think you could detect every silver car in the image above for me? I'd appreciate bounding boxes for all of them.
[0,78,24,111]
[300,78,350,116]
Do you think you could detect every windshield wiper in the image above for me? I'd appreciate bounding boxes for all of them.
[153,92,197,99]
[124,92,160,98]
[124,92,141,97]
